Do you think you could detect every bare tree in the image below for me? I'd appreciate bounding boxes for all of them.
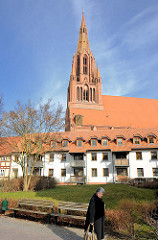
[3,99,64,191]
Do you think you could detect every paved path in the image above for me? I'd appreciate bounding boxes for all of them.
[0,216,108,240]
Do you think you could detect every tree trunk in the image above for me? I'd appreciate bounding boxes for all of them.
[23,175,29,191]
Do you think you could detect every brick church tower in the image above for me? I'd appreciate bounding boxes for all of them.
[65,12,103,131]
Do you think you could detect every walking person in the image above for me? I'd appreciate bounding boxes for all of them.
[85,187,105,240]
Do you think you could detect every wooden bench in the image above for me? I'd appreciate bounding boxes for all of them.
[53,201,89,225]
[9,199,55,224]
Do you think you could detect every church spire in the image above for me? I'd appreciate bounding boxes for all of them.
[77,12,90,53]
[96,65,101,78]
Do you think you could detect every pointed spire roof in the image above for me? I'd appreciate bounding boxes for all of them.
[71,62,76,75]
[81,10,86,28]
[96,65,101,78]
[77,12,90,53]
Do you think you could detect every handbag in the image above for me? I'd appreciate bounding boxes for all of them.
[84,224,97,240]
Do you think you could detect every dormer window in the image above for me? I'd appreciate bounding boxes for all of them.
[77,140,82,147]
[149,137,154,144]
[117,138,123,146]
[63,140,68,147]
[134,137,140,144]
[147,133,157,144]
[52,141,56,148]
[91,139,97,147]
[102,139,108,146]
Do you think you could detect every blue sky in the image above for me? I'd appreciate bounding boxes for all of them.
[0,0,158,112]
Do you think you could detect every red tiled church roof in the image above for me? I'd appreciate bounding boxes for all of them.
[71,95,158,129]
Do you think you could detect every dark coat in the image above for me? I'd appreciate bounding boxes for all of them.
[85,194,105,240]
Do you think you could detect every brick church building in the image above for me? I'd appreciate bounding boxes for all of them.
[65,12,158,132]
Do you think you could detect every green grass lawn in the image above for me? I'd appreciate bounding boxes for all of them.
[0,183,157,209]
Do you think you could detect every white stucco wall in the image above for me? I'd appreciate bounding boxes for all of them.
[7,149,158,183]
[129,149,158,178]
[43,152,71,183]
[86,151,113,183]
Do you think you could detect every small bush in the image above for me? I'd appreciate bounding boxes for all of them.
[130,178,158,189]
[2,178,23,192]
[106,200,156,239]
[33,176,56,191]
[1,176,56,192]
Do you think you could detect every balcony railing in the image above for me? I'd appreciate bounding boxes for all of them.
[70,160,85,167]
[70,176,84,184]
[115,159,129,166]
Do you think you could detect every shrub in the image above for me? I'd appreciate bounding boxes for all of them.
[130,178,158,189]
[1,176,56,192]
[106,200,156,239]
[33,176,56,191]
[2,177,23,192]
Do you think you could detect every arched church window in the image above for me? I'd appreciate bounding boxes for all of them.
[90,88,92,102]
[93,88,95,102]
[86,89,88,101]
[83,90,86,101]
[80,87,83,101]
[77,87,80,101]
[83,84,88,101]
[83,55,87,74]
[77,55,80,76]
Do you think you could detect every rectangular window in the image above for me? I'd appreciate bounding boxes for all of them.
[49,169,54,177]
[77,140,82,147]
[1,156,6,161]
[136,152,142,160]
[137,168,144,177]
[102,153,108,161]
[49,154,54,162]
[91,153,97,161]
[153,168,158,176]
[38,155,42,161]
[149,137,154,144]
[103,168,109,177]
[117,168,128,176]
[91,139,97,146]
[0,169,5,177]
[151,152,157,160]
[52,141,56,148]
[91,168,97,177]
[74,168,83,177]
[102,139,108,146]
[61,153,66,161]
[63,140,68,147]
[117,138,123,145]
[74,154,83,160]
[134,138,140,144]
[14,156,19,162]
[61,169,66,177]
[33,168,41,176]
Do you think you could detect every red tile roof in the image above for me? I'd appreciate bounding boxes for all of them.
[70,95,158,129]
[1,128,158,155]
